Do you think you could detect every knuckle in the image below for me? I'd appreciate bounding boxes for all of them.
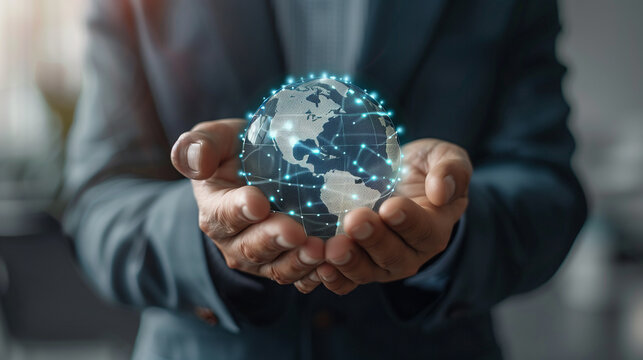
[404,265,420,279]
[212,222,236,237]
[264,232,286,254]
[268,266,289,285]
[408,227,432,251]
[354,237,378,251]
[210,201,247,236]
[394,219,415,235]
[225,256,241,270]
[451,143,467,156]
[435,239,449,253]
[239,241,263,264]
[379,253,403,269]
[282,268,303,284]
[211,204,240,236]
[191,123,204,131]
[432,142,452,159]
[198,211,213,235]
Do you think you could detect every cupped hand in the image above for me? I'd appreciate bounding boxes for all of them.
[171,119,324,286]
[297,139,472,295]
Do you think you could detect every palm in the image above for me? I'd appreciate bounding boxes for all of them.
[207,158,245,190]
[394,143,433,209]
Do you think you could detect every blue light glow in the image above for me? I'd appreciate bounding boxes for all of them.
[240,74,402,238]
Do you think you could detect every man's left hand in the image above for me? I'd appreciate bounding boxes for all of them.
[294,139,472,295]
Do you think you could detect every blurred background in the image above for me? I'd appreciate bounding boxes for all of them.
[0,0,641,359]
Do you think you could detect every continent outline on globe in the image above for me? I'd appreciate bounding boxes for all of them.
[241,75,401,239]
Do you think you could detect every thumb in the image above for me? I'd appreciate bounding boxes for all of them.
[171,118,246,180]
[423,142,472,207]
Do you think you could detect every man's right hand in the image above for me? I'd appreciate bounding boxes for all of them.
[171,119,324,288]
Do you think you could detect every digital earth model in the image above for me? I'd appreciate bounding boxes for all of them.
[241,77,401,238]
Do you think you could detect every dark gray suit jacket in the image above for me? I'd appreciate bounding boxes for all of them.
[63,0,587,359]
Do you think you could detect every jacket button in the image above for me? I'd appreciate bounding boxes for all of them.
[313,310,333,329]
[195,306,218,325]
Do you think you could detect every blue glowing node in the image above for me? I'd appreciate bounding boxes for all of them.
[241,76,401,238]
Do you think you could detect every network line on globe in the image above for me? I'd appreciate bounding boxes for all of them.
[239,73,404,239]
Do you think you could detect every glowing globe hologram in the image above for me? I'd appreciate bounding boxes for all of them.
[241,76,401,239]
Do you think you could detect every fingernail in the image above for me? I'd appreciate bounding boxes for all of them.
[242,205,261,221]
[352,222,373,240]
[299,249,320,265]
[294,280,305,290]
[309,271,320,282]
[275,235,294,249]
[388,210,406,226]
[444,175,456,202]
[329,251,351,266]
[320,270,337,282]
[187,142,201,171]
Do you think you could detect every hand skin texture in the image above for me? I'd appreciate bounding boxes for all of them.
[295,139,473,295]
[171,119,325,285]
[171,119,472,296]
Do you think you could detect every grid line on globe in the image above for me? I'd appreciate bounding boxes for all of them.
[240,75,402,239]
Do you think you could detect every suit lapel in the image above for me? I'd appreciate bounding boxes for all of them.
[195,0,447,117]
[357,0,448,104]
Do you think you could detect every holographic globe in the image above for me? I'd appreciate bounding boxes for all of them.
[241,77,401,238]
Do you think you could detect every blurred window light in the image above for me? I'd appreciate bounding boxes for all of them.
[0,0,85,211]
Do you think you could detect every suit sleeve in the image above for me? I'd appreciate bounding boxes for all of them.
[62,0,287,333]
[384,0,587,325]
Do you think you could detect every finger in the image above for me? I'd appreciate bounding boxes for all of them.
[325,234,386,284]
[379,196,446,255]
[343,208,417,273]
[229,213,309,267]
[294,271,322,294]
[258,237,325,284]
[317,263,357,296]
[423,142,472,207]
[171,118,246,180]
[202,185,271,239]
